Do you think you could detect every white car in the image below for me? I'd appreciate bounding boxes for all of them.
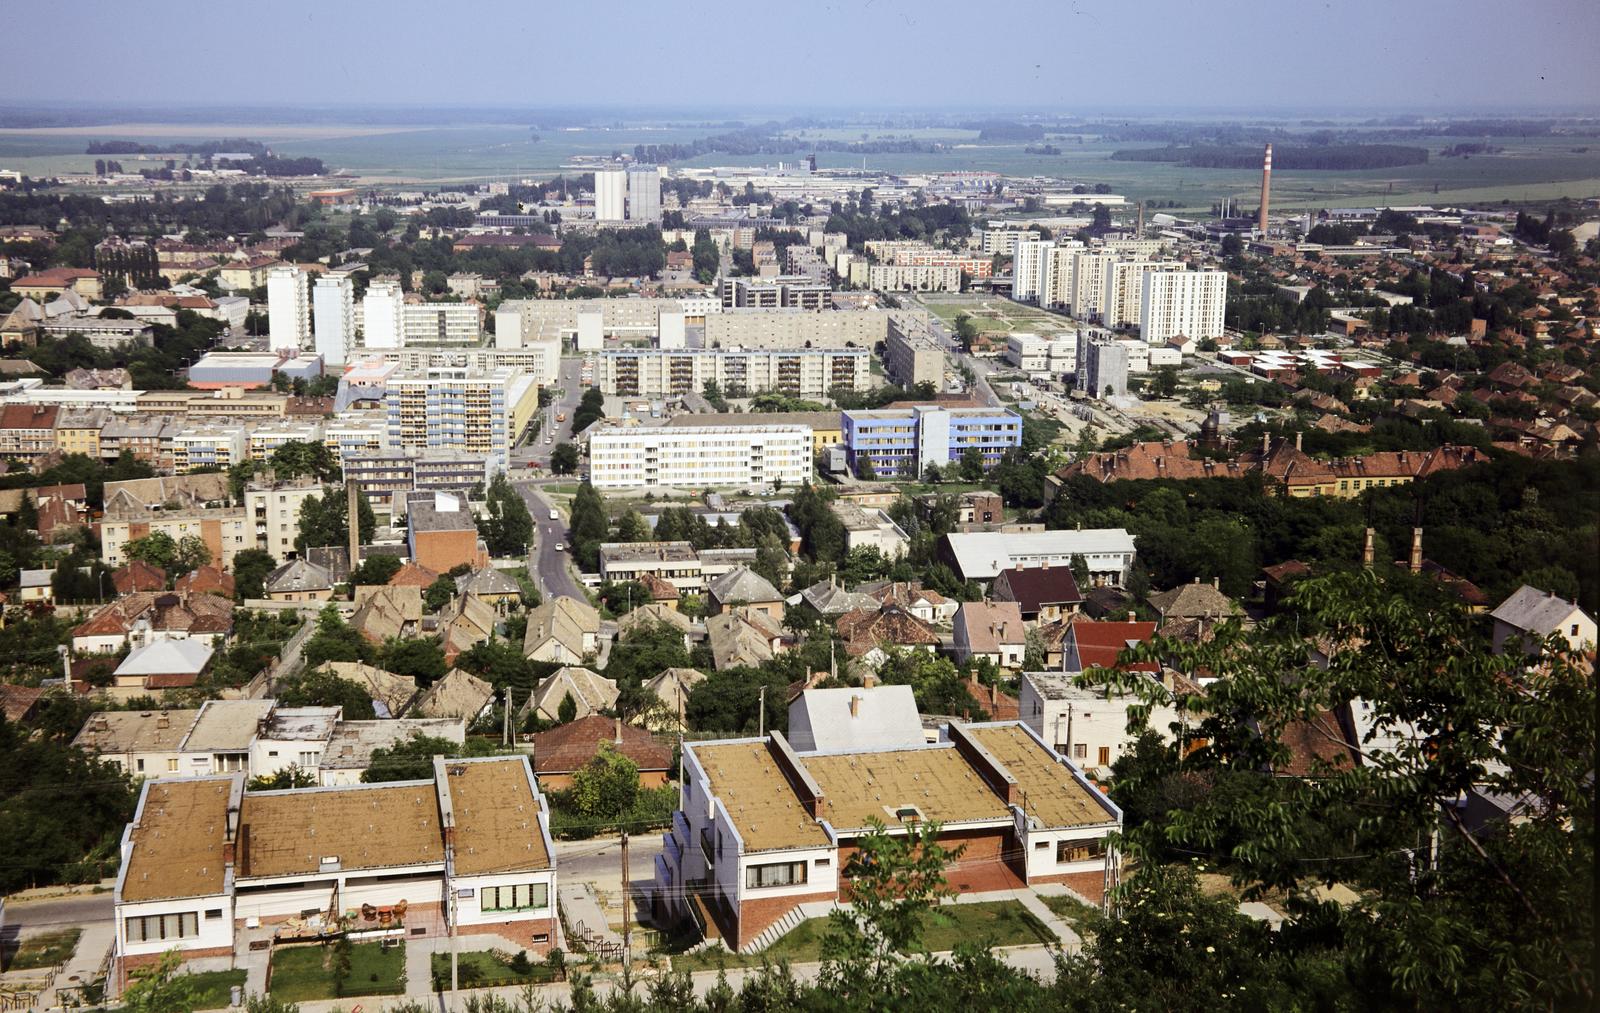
[554,543,565,552]
[548,509,559,521]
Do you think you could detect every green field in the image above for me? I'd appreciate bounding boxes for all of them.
[267,941,405,1002]
[2,120,1596,208]
[922,295,1079,336]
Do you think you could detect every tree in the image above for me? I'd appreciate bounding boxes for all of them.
[301,605,374,667]
[856,455,877,481]
[570,387,605,435]
[820,820,965,998]
[568,481,609,572]
[613,509,651,543]
[269,441,338,482]
[276,667,376,719]
[959,446,985,482]
[379,637,446,685]
[423,575,457,613]
[173,534,212,573]
[1152,366,1179,398]
[121,951,198,1013]
[362,733,464,783]
[556,692,578,725]
[124,531,178,570]
[246,766,317,790]
[295,487,374,554]
[480,472,535,556]
[349,553,402,587]
[568,742,640,821]
[550,442,579,475]
[230,549,276,601]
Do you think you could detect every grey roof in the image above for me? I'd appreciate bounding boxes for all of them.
[787,686,924,752]
[1490,584,1588,636]
[182,699,275,752]
[707,566,781,605]
[408,491,477,532]
[265,558,333,594]
[943,529,1137,581]
[19,568,52,589]
[320,718,466,770]
[113,639,214,677]
[794,579,881,616]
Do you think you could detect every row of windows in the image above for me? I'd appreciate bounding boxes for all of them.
[126,911,203,943]
[481,882,549,913]
[746,860,812,889]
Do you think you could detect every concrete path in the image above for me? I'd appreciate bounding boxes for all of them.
[558,882,623,952]
[37,918,115,1008]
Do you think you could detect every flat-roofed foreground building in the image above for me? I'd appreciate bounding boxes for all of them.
[112,755,556,989]
[651,715,1120,952]
[587,424,813,491]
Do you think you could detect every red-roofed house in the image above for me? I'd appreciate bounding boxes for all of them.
[113,560,168,595]
[990,566,1083,622]
[953,601,1027,669]
[528,714,672,791]
[1062,619,1158,674]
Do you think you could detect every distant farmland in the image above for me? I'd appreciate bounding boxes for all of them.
[1111,144,1430,170]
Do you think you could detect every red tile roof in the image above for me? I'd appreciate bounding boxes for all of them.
[529,714,672,775]
[1067,619,1158,672]
[113,560,167,595]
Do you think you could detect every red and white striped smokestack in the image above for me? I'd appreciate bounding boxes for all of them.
[1258,143,1272,235]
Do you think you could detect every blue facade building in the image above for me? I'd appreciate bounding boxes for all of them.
[842,405,1022,478]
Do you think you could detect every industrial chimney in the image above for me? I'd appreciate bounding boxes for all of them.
[1410,527,1424,574]
[1258,144,1272,235]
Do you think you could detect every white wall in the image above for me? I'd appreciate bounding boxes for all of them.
[735,845,838,905]
[453,869,557,927]
[117,894,233,960]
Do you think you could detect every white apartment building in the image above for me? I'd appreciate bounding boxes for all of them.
[596,348,871,399]
[1020,671,1184,773]
[1043,242,1085,310]
[867,263,961,292]
[246,420,324,461]
[402,302,479,345]
[361,280,404,349]
[594,168,627,222]
[978,228,1029,256]
[313,274,355,367]
[1140,270,1227,344]
[1004,333,1077,374]
[1066,252,1118,321]
[1011,238,1053,303]
[587,424,814,491]
[1103,260,1183,329]
[266,266,309,349]
[627,165,662,223]
[171,425,247,473]
[384,367,541,468]
[1116,339,1150,373]
[243,480,324,561]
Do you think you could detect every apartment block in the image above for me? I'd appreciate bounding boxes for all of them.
[1139,270,1227,344]
[1103,260,1183,329]
[587,424,813,491]
[99,506,253,570]
[401,301,481,345]
[702,309,889,350]
[867,263,961,292]
[244,480,324,561]
[266,265,310,349]
[313,274,355,367]
[884,319,946,389]
[842,405,1022,479]
[1075,332,1130,399]
[596,349,871,399]
[169,425,247,473]
[383,368,540,469]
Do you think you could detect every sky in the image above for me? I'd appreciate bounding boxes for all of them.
[10,0,1600,114]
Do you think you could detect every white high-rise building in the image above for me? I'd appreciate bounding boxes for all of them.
[594,169,627,222]
[1103,260,1183,330]
[1066,252,1118,321]
[266,266,310,349]
[361,280,404,349]
[313,274,356,367]
[1011,238,1053,303]
[627,165,661,223]
[1140,270,1227,344]
[587,424,813,490]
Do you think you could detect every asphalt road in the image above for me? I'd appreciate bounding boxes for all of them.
[552,835,664,898]
[913,304,1002,407]
[1,891,113,933]
[516,482,583,601]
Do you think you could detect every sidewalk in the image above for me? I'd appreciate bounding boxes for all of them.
[37,920,115,1009]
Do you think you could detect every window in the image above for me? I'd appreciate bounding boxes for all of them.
[205,909,223,919]
[125,912,199,943]
[746,861,808,889]
[480,883,549,913]
[1073,743,1087,760]
[1056,838,1106,864]
[136,759,145,773]
[167,759,179,773]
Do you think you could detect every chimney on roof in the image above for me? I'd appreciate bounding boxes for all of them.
[1212,577,1219,589]
[1262,432,1271,455]
[1127,611,1137,622]
[1410,527,1423,574]
[1362,527,1375,569]
[614,716,622,744]
[848,695,861,718]
[1294,431,1303,452]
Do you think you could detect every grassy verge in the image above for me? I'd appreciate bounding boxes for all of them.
[1038,894,1095,927]
[429,951,562,990]
[5,928,81,970]
[268,941,406,1002]
[669,901,1054,971]
[188,969,248,1010]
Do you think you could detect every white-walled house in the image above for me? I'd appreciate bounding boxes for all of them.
[112,756,556,991]
[1489,585,1597,657]
[1018,671,1185,774]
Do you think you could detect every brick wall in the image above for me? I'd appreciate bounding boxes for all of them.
[416,529,482,574]
[736,889,836,950]
[457,916,558,954]
[837,826,1025,901]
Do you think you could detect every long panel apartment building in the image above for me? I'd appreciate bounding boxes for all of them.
[1139,269,1227,343]
[383,367,540,469]
[842,405,1022,479]
[596,349,871,399]
[587,424,813,490]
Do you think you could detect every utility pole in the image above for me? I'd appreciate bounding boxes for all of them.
[620,830,632,978]
[758,685,766,737]
[449,877,459,1007]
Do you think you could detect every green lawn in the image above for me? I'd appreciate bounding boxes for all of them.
[1038,894,1095,928]
[188,969,248,1011]
[268,941,406,1002]
[429,950,561,990]
[5,928,80,970]
[671,901,1054,971]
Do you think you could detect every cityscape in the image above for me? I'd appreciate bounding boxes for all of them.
[0,1,1595,1010]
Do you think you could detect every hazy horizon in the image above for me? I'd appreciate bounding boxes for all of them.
[8,0,1598,115]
